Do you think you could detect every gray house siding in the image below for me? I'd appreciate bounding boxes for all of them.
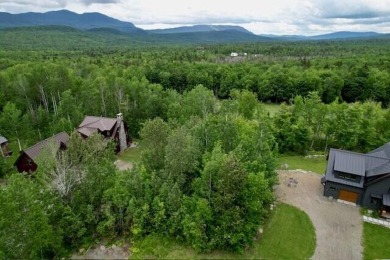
[324,181,364,203]
[361,175,390,209]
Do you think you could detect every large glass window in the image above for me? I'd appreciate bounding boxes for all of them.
[336,171,361,183]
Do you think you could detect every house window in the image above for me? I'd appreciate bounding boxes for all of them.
[26,158,32,165]
[336,172,361,183]
[371,198,380,205]
[329,187,336,191]
[370,194,382,205]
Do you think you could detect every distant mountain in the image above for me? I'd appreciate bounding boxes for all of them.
[0,26,275,50]
[308,31,381,40]
[0,10,144,33]
[149,25,253,34]
[150,30,271,44]
[259,31,383,41]
[259,34,307,41]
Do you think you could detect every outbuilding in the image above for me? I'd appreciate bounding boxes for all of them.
[14,132,69,173]
[0,135,12,157]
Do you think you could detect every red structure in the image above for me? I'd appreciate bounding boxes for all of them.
[14,132,69,173]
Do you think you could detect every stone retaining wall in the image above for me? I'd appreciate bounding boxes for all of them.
[363,215,390,228]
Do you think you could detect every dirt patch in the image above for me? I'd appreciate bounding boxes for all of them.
[115,159,134,171]
[72,242,130,260]
[275,170,362,260]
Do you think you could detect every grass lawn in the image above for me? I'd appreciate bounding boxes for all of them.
[131,203,316,259]
[276,154,327,174]
[363,222,390,260]
[118,139,142,163]
[262,103,281,117]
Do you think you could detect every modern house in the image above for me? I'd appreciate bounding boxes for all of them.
[0,135,12,156]
[322,143,390,215]
[77,113,131,153]
[14,132,69,173]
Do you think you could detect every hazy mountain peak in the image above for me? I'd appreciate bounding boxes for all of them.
[149,24,253,34]
[0,10,143,33]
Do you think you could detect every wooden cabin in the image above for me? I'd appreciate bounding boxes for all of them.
[14,132,69,173]
[77,113,131,153]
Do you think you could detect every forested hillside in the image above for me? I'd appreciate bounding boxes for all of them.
[0,39,390,257]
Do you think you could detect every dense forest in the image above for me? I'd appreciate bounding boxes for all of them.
[1,39,390,257]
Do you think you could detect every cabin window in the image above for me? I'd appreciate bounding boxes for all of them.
[26,158,32,165]
[370,194,382,205]
[370,197,380,205]
[336,172,361,183]
[329,187,336,191]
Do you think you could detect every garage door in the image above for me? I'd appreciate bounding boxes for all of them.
[339,189,358,203]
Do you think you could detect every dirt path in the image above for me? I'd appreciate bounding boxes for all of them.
[72,243,130,259]
[275,170,363,260]
[114,159,134,171]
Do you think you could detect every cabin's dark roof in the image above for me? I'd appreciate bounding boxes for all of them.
[0,136,8,144]
[77,116,117,137]
[23,132,69,160]
[365,173,390,187]
[325,149,365,188]
[334,151,365,176]
[330,149,390,177]
[369,142,390,158]
[325,148,390,188]
[367,161,390,177]
[383,194,390,207]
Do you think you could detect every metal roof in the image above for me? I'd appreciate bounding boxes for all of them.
[365,155,389,170]
[24,132,69,160]
[324,145,390,190]
[77,116,117,137]
[329,149,390,177]
[0,136,7,144]
[368,151,388,159]
[369,142,390,158]
[383,194,390,207]
[367,162,390,177]
[324,149,365,188]
[334,150,366,176]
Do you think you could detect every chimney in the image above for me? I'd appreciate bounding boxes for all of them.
[117,112,123,123]
[117,112,127,152]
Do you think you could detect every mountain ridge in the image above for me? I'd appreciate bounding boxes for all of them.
[0,9,144,33]
[149,24,253,34]
[0,10,386,43]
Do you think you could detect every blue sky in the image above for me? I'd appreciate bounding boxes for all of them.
[1,0,389,35]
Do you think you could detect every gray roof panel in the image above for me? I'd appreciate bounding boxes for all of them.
[367,162,390,177]
[334,150,365,176]
[369,142,390,158]
[0,136,8,144]
[324,149,365,188]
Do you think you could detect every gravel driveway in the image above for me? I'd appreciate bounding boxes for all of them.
[275,170,362,260]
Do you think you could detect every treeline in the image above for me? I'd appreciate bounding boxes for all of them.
[274,92,390,154]
[1,87,276,257]
[0,42,389,146]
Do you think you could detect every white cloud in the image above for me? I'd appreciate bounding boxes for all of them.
[0,0,389,35]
